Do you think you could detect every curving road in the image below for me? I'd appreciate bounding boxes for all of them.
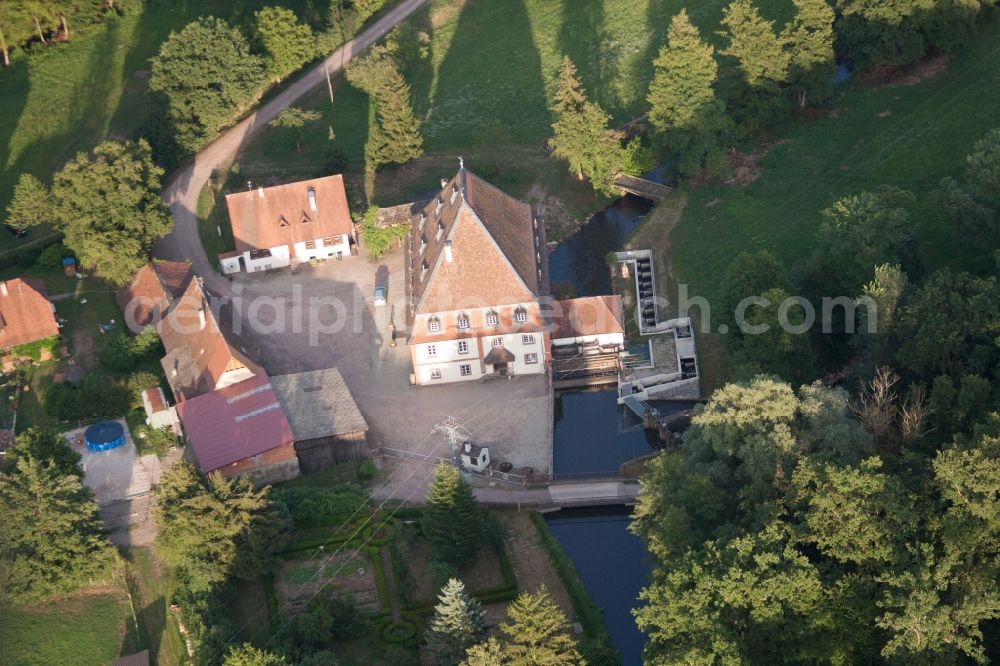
[155,0,428,292]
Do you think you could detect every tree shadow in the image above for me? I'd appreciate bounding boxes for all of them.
[424,0,550,150]
[0,60,31,210]
[557,0,620,112]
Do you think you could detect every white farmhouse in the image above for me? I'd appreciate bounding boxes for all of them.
[220,175,355,274]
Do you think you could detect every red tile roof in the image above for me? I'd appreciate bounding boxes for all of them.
[406,169,547,324]
[116,261,194,332]
[551,296,624,340]
[0,278,58,350]
[158,279,260,401]
[177,374,294,473]
[225,175,353,253]
[142,387,168,414]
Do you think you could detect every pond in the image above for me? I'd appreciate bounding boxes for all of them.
[545,507,649,666]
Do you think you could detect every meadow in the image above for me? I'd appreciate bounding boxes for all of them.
[0,591,136,666]
[234,0,796,226]
[670,21,1000,308]
[0,0,329,255]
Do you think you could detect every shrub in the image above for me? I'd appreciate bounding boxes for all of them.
[272,484,369,528]
[37,243,72,269]
[126,371,160,401]
[293,594,369,651]
[361,206,409,259]
[101,327,163,372]
[427,560,459,591]
[45,373,130,421]
[619,137,655,177]
[10,335,60,361]
[357,458,376,481]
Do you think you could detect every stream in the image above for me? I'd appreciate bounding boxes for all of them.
[544,194,657,664]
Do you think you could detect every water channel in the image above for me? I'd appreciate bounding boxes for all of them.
[545,194,658,664]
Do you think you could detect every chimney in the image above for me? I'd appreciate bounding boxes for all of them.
[257,186,264,199]
[440,178,448,189]
[0,282,6,296]
[307,186,317,211]
[198,306,206,330]
[444,240,453,263]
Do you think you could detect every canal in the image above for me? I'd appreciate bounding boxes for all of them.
[545,194,657,664]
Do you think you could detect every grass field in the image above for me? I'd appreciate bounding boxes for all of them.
[127,547,189,666]
[0,590,135,666]
[0,0,328,255]
[669,23,1000,304]
[234,0,796,225]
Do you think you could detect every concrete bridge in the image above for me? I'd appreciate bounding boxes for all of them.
[614,173,672,202]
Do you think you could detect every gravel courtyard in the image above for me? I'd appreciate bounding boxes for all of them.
[211,246,554,490]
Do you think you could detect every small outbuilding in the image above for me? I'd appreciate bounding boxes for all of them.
[461,442,490,473]
[141,386,179,432]
[270,368,369,473]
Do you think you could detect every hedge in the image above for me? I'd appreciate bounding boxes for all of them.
[528,512,613,641]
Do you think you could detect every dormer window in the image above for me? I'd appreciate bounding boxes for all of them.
[436,221,445,240]
[457,314,470,330]
[428,317,441,333]
[300,212,312,224]
[450,186,458,204]
[435,199,443,214]
[514,308,527,323]
[421,260,429,281]
[277,215,290,228]
[419,212,427,231]
[420,236,427,253]
[486,311,498,326]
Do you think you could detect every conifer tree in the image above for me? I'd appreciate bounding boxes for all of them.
[270,107,322,152]
[7,427,82,479]
[5,173,54,231]
[719,0,790,137]
[424,462,483,566]
[255,6,315,83]
[346,45,423,171]
[548,56,624,197]
[154,462,289,591]
[647,10,730,175]
[0,455,118,602]
[500,587,583,665]
[781,0,836,107]
[720,0,789,86]
[426,578,487,666]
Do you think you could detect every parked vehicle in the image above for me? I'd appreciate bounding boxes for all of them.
[373,286,387,306]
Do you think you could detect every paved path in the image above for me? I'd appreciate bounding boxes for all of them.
[155,0,429,291]
[370,476,639,508]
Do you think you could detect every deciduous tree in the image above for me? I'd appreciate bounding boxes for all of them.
[49,139,172,285]
[270,106,322,153]
[965,127,1000,202]
[150,17,264,152]
[223,643,289,666]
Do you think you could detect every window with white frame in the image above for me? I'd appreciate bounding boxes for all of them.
[427,345,437,357]
[430,368,442,379]
[486,311,498,326]
[457,314,469,329]
[458,340,469,354]
[525,353,538,364]
[522,334,535,345]
[514,308,527,323]
[493,337,504,347]
[460,364,472,376]
[428,317,441,333]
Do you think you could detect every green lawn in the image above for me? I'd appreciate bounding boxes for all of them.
[0,591,134,666]
[127,547,189,666]
[235,0,794,219]
[0,0,328,256]
[670,23,1000,309]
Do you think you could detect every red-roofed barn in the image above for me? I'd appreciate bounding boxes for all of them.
[177,374,299,484]
[0,278,59,352]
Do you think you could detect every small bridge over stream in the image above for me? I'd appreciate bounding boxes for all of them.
[614,173,672,202]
